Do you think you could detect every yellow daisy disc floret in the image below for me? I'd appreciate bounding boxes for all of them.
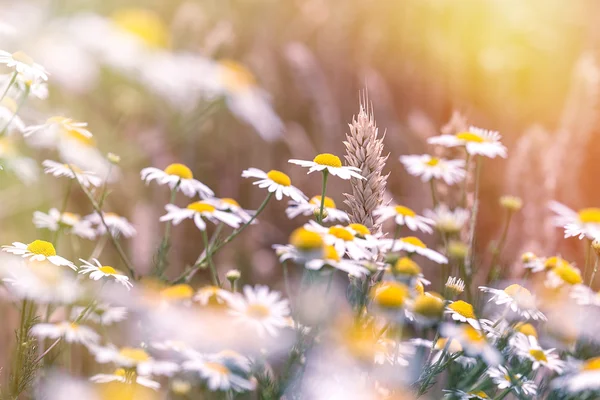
[186,202,216,213]
[394,205,416,217]
[313,153,342,168]
[99,266,118,275]
[370,282,409,309]
[448,300,476,319]
[160,284,194,300]
[310,195,336,208]
[26,240,57,257]
[328,226,354,242]
[348,223,370,236]
[119,347,151,362]
[413,294,444,318]
[289,227,323,251]
[456,131,484,143]
[579,208,600,223]
[393,257,421,276]
[401,236,427,248]
[164,163,193,180]
[266,170,291,187]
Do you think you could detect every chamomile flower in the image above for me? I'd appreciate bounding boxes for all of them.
[2,240,75,270]
[33,209,96,240]
[90,369,160,390]
[548,201,600,240]
[42,160,102,187]
[0,136,39,184]
[510,333,565,372]
[304,221,373,260]
[382,236,448,264]
[423,205,470,234]
[242,167,307,202]
[443,390,491,400]
[399,154,466,185]
[78,258,132,289]
[24,116,92,144]
[140,163,214,198]
[71,304,127,326]
[305,245,370,277]
[570,284,600,307]
[85,212,137,238]
[373,204,434,233]
[441,323,502,365]
[31,322,99,347]
[445,277,465,296]
[0,50,49,81]
[412,338,477,368]
[479,284,546,321]
[545,263,583,288]
[428,126,507,158]
[193,286,230,307]
[0,97,25,134]
[160,202,242,231]
[286,195,350,223]
[487,365,538,396]
[445,300,491,330]
[205,197,254,223]
[288,153,364,180]
[224,285,290,337]
[182,353,255,392]
[90,345,179,376]
[552,357,600,392]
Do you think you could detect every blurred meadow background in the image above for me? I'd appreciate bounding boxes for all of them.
[1,0,600,395]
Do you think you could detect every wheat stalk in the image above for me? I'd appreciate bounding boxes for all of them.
[343,94,389,233]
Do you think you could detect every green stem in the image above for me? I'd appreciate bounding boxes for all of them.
[203,228,220,286]
[429,179,439,208]
[486,210,514,283]
[0,71,17,103]
[0,84,29,135]
[317,171,329,224]
[465,156,481,290]
[156,184,179,278]
[590,254,599,287]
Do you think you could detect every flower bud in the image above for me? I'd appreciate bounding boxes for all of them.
[500,195,523,212]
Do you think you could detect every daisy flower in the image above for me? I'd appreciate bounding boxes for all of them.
[552,357,600,392]
[442,390,491,400]
[0,97,25,135]
[42,160,102,187]
[441,324,502,365]
[90,368,160,390]
[288,153,364,180]
[205,197,254,224]
[90,345,179,376]
[479,284,546,321]
[193,286,230,307]
[445,276,465,296]
[548,200,600,240]
[24,116,92,139]
[445,300,491,330]
[242,167,307,202]
[33,209,96,240]
[381,236,448,264]
[423,205,470,234]
[2,240,75,269]
[85,212,137,238]
[286,195,349,223]
[305,245,370,277]
[373,204,434,233]
[510,332,565,373]
[545,263,583,288]
[570,284,600,307]
[428,126,507,158]
[140,163,214,198]
[487,365,538,396]
[411,338,477,368]
[0,136,38,185]
[399,154,466,185]
[183,353,255,392]
[78,258,133,289]
[71,304,127,326]
[159,201,242,231]
[0,50,49,81]
[31,321,99,347]
[304,221,373,260]
[224,285,290,337]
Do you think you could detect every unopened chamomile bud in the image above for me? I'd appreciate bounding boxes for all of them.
[226,269,241,282]
[500,195,523,212]
[448,241,469,260]
[171,379,191,394]
[521,251,536,263]
[107,152,121,164]
[313,207,328,220]
[593,239,600,256]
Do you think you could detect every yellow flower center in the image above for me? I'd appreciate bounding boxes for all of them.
[544,256,569,270]
[309,196,336,209]
[434,338,463,353]
[1,97,17,114]
[393,257,421,276]
[289,228,323,251]
[328,226,354,242]
[553,265,582,285]
[160,284,194,300]
[247,304,270,319]
[456,131,485,143]
[112,8,169,48]
[583,357,600,371]
[313,153,342,168]
[463,325,486,343]
[514,322,538,338]
[414,280,425,295]
[204,362,230,375]
[413,294,444,318]
[348,223,370,236]
[114,368,126,377]
[65,129,96,147]
[529,349,548,362]
[99,266,118,275]
[448,300,476,319]
[221,198,241,208]
[371,282,409,309]
[219,60,256,92]
[60,212,80,226]
[119,347,151,363]
[68,322,80,330]
[11,51,34,65]
[187,202,216,213]
[425,157,440,166]
[26,240,57,257]
[164,163,193,180]
[63,163,83,174]
[470,391,489,399]
[394,205,416,217]
[504,284,532,298]
[579,208,600,223]
[266,170,291,186]
[323,245,340,262]
[401,236,426,248]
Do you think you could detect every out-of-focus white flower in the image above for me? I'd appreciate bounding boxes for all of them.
[141,163,214,198]
[509,332,565,373]
[479,284,546,321]
[411,338,477,368]
[441,323,501,365]
[193,286,230,307]
[78,258,132,289]
[242,167,307,202]
[428,126,507,158]
[85,212,136,238]
[160,202,242,231]
[71,304,127,326]
[305,245,369,277]
[552,357,600,392]
[373,204,434,233]
[548,201,600,240]
[445,300,490,330]
[90,368,160,390]
[42,160,102,187]
[289,153,364,180]
[25,116,92,140]
[224,285,290,338]
[442,389,491,399]
[381,236,448,264]
[487,365,538,396]
[0,136,38,184]
[205,197,254,224]
[182,352,255,393]
[570,284,600,307]
[90,344,179,376]
[305,221,373,260]
[33,209,96,240]
[31,321,99,347]
[399,154,466,185]
[286,195,349,223]
[545,263,583,288]
[0,50,49,81]
[423,205,470,234]
[2,240,75,269]
[0,97,25,134]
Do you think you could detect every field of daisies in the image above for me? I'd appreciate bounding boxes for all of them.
[1,2,600,400]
